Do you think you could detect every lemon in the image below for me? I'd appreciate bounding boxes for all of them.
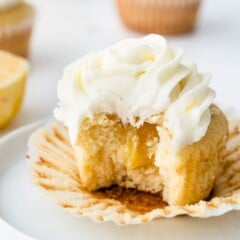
[0,50,29,128]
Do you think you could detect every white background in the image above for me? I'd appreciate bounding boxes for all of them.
[0,1,240,239]
[0,0,240,137]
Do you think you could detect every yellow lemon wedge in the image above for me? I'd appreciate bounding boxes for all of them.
[0,50,29,128]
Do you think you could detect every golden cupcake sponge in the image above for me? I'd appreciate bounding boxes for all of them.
[74,105,228,205]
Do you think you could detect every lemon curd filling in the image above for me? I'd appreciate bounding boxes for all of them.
[126,122,159,169]
[76,114,159,174]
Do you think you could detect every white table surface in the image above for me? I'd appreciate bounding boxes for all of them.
[0,0,240,138]
[0,0,240,239]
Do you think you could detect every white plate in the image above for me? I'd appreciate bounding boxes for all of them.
[0,121,240,240]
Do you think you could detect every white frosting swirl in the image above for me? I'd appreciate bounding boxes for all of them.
[54,34,215,151]
[0,0,21,9]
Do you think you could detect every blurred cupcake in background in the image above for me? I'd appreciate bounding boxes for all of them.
[117,0,201,35]
[0,0,35,57]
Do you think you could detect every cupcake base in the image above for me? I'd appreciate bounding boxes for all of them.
[27,120,240,224]
[117,0,201,35]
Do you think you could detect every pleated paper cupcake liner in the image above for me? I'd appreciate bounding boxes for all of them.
[27,119,240,225]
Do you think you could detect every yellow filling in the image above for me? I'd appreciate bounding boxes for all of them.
[126,122,159,169]
[77,115,159,170]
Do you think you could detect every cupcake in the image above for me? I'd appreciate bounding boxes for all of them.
[117,0,201,35]
[53,34,228,206]
[0,0,35,57]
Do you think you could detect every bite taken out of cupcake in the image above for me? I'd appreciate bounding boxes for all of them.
[28,34,239,225]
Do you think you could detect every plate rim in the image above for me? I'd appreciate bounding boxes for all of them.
[1,117,240,239]
[0,118,48,240]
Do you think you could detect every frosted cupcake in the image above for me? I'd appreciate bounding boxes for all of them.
[54,34,228,206]
[117,0,201,35]
[0,0,35,57]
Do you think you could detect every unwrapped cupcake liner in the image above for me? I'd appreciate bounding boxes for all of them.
[117,0,201,35]
[27,120,240,225]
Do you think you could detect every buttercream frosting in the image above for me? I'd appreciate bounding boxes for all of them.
[54,34,215,151]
